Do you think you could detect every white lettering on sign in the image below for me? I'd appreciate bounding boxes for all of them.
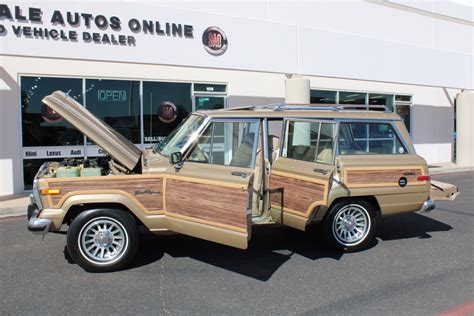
[97,90,127,102]
[206,87,214,91]
[145,136,165,142]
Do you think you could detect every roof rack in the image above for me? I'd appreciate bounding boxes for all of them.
[274,104,390,112]
[222,103,391,112]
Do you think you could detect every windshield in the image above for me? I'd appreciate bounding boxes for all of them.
[153,114,206,156]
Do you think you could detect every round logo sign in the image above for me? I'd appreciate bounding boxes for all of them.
[41,104,62,123]
[158,101,178,124]
[398,177,408,187]
[202,26,228,56]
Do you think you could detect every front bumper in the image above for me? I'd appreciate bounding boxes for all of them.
[27,203,52,235]
[419,199,435,213]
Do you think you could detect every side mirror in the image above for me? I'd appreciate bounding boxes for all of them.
[169,152,183,169]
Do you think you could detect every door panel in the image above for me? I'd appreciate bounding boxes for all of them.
[270,158,332,229]
[165,176,249,231]
[163,118,259,249]
[164,163,252,249]
[269,119,336,230]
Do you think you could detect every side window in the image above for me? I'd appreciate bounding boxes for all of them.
[338,122,407,155]
[188,120,259,168]
[282,121,335,164]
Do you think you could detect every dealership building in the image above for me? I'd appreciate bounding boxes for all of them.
[0,0,473,195]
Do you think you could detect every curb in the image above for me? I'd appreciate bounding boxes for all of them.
[0,208,26,219]
[429,167,474,175]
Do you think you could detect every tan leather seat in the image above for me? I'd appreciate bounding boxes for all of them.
[230,134,254,168]
[316,148,333,164]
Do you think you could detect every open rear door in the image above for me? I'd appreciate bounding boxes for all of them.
[269,119,336,230]
[163,118,259,249]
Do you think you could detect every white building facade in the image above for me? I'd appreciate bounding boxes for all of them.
[0,0,473,194]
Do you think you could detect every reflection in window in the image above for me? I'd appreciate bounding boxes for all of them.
[154,114,205,156]
[143,82,192,144]
[85,79,140,144]
[310,90,336,104]
[339,91,367,105]
[21,76,84,147]
[338,122,407,155]
[395,95,412,102]
[369,94,394,111]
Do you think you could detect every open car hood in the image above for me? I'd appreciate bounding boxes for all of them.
[42,90,142,171]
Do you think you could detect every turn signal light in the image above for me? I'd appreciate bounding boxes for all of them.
[417,175,431,181]
[41,189,61,195]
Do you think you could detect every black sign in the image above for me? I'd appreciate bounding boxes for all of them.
[398,177,407,187]
[202,26,228,56]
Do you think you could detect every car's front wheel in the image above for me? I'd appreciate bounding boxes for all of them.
[67,209,139,272]
[324,199,376,252]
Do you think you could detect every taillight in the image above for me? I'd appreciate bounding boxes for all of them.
[417,175,431,181]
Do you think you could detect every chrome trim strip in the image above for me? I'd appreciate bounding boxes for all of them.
[32,162,48,210]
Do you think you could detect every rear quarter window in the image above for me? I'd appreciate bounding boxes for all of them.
[338,122,408,155]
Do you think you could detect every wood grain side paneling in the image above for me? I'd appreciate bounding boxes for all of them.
[269,174,325,216]
[47,177,164,212]
[165,178,248,230]
[345,168,422,187]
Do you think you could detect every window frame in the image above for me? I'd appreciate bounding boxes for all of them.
[280,118,339,166]
[335,119,412,156]
[184,117,261,169]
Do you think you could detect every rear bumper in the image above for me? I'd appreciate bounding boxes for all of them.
[419,199,435,213]
[27,203,52,235]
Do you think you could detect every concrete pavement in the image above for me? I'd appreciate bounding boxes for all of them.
[1,162,472,218]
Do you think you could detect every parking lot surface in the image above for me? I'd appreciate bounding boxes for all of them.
[1,172,473,315]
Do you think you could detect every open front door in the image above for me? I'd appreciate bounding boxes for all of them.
[164,119,259,249]
[269,119,336,230]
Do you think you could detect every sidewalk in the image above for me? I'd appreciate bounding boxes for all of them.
[0,193,29,218]
[1,163,472,218]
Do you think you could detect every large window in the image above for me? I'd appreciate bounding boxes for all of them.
[338,122,407,155]
[85,79,141,144]
[20,76,226,190]
[310,90,336,104]
[282,120,335,164]
[339,91,366,105]
[21,76,84,147]
[369,93,394,110]
[143,82,192,144]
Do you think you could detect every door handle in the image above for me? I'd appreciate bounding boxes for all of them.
[313,168,329,175]
[231,171,249,178]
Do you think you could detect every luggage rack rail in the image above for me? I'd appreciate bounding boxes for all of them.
[222,103,391,112]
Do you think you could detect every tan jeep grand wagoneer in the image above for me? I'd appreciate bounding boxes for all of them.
[27,91,459,271]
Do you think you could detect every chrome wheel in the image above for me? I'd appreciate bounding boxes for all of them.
[332,204,370,246]
[78,217,129,265]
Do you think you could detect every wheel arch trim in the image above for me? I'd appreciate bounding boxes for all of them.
[60,193,160,229]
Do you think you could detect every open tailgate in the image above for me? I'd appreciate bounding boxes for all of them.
[430,180,460,201]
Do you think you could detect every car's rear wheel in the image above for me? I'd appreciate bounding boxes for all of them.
[67,209,139,272]
[324,199,376,252]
